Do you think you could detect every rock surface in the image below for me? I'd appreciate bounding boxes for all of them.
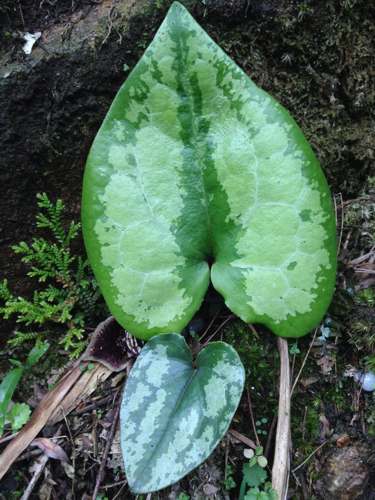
[314,444,370,500]
[0,0,143,345]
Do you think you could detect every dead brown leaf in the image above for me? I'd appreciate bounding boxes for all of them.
[80,434,93,448]
[203,484,218,495]
[62,461,75,479]
[317,415,330,440]
[317,354,334,375]
[38,467,57,500]
[31,438,70,463]
[227,429,257,450]
[336,436,351,447]
[299,376,320,388]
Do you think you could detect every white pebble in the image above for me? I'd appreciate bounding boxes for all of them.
[355,370,375,392]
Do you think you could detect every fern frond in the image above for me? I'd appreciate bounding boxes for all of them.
[0,279,12,302]
[8,331,43,346]
[68,341,87,359]
[36,193,66,245]
[65,221,81,247]
[1,193,106,354]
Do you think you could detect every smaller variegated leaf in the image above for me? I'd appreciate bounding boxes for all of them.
[120,333,245,493]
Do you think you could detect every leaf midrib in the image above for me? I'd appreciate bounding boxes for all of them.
[176,7,213,261]
[132,357,200,491]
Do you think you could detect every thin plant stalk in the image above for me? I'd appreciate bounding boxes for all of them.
[272,337,291,500]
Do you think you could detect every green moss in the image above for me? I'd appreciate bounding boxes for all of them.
[223,320,279,429]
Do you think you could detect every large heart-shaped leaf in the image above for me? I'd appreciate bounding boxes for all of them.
[82,2,336,340]
[120,333,245,493]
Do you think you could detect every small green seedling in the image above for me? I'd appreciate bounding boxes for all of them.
[224,465,236,490]
[177,493,190,500]
[244,482,278,500]
[244,446,268,468]
[289,343,300,355]
[256,419,268,436]
[80,362,95,373]
[6,403,32,432]
[240,447,276,500]
[0,343,49,434]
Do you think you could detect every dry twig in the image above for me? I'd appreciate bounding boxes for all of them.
[291,328,318,396]
[348,248,375,266]
[272,337,291,500]
[246,323,260,339]
[198,305,222,342]
[18,0,25,28]
[201,314,235,348]
[301,406,307,441]
[100,479,128,490]
[20,426,63,500]
[292,441,327,473]
[246,384,260,448]
[113,483,128,499]
[92,389,123,500]
[290,338,298,385]
[71,392,117,416]
[264,417,277,461]
[227,429,257,450]
[61,404,76,497]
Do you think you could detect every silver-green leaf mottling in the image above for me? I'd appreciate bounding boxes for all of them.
[120,334,245,493]
[82,2,337,339]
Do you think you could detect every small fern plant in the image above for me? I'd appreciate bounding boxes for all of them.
[0,193,105,358]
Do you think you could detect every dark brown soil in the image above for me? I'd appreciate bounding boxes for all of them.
[0,0,94,54]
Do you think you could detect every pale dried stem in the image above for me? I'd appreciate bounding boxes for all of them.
[0,360,88,480]
[201,314,235,348]
[247,384,260,448]
[291,441,327,473]
[348,248,375,266]
[272,337,290,500]
[18,0,25,28]
[290,338,298,386]
[20,455,49,500]
[112,483,128,500]
[333,193,338,237]
[338,193,344,255]
[291,327,318,396]
[198,305,222,342]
